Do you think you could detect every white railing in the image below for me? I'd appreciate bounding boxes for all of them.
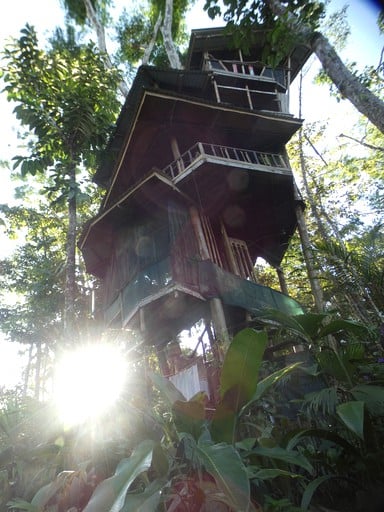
[161,142,289,181]
[204,58,286,87]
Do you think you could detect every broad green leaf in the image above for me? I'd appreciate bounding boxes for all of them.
[294,313,328,339]
[83,440,155,512]
[220,328,267,403]
[317,348,354,385]
[235,437,257,451]
[172,398,206,440]
[285,428,358,453]
[149,371,186,404]
[31,471,74,507]
[197,441,255,511]
[210,398,237,444]
[212,328,267,443]
[121,479,165,512]
[6,499,38,511]
[260,309,312,342]
[317,319,367,339]
[336,401,365,440]
[151,444,169,478]
[301,475,335,511]
[351,384,384,415]
[240,362,302,416]
[250,446,313,474]
[249,467,302,480]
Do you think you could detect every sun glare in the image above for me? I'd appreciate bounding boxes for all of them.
[53,343,127,426]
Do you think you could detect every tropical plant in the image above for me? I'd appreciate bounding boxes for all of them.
[258,310,384,510]
[3,319,384,511]
[1,328,327,511]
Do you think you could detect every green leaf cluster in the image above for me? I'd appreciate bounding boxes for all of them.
[2,24,121,195]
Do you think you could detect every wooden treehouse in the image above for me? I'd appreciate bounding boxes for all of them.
[79,27,311,403]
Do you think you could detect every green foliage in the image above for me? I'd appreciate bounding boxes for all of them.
[2,23,120,194]
[286,119,384,324]
[64,0,114,28]
[2,322,384,511]
[211,329,267,444]
[83,440,157,511]
[115,0,190,69]
[0,204,65,345]
[336,401,365,440]
[204,0,325,61]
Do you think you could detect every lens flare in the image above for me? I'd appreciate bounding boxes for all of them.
[53,343,127,426]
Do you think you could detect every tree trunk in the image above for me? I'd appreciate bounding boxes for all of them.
[34,340,42,401]
[23,341,34,397]
[161,0,182,69]
[275,266,289,295]
[295,203,324,313]
[267,0,384,134]
[142,12,162,65]
[64,163,77,337]
[82,0,129,97]
[311,32,384,134]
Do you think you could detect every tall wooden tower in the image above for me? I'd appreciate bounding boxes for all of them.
[79,26,311,400]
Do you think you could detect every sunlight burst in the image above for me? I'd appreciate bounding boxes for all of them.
[53,343,127,426]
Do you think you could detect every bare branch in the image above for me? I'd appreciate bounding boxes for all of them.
[338,133,384,153]
[142,12,162,65]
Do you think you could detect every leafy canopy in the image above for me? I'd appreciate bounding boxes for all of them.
[2,24,121,194]
[204,0,326,60]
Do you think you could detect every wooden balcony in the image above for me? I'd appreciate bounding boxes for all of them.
[204,57,287,90]
[161,142,290,183]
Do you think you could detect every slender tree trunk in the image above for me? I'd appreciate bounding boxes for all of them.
[161,0,182,69]
[297,84,382,323]
[64,163,77,337]
[295,203,324,313]
[23,341,34,397]
[311,32,384,134]
[143,12,162,65]
[295,72,324,312]
[82,0,129,97]
[267,0,384,134]
[275,266,289,295]
[34,340,41,401]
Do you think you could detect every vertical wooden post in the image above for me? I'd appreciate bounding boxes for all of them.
[171,136,183,175]
[210,297,230,346]
[221,221,238,275]
[287,55,291,111]
[190,206,210,260]
[190,207,229,347]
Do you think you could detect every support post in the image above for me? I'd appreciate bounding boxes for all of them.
[210,298,229,348]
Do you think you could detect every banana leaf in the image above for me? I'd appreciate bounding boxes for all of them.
[197,440,256,511]
[83,439,155,512]
[336,401,365,440]
[211,328,267,443]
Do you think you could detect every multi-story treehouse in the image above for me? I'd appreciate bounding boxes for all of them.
[79,27,311,402]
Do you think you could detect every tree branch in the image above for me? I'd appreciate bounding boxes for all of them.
[83,0,129,97]
[142,12,162,65]
[338,133,384,153]
[267,0,384,134]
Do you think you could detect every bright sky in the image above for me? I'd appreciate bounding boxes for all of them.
[0,0,382,388]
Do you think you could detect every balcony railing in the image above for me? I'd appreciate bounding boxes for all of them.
[204,58,287,89]
[161,142,289,181]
